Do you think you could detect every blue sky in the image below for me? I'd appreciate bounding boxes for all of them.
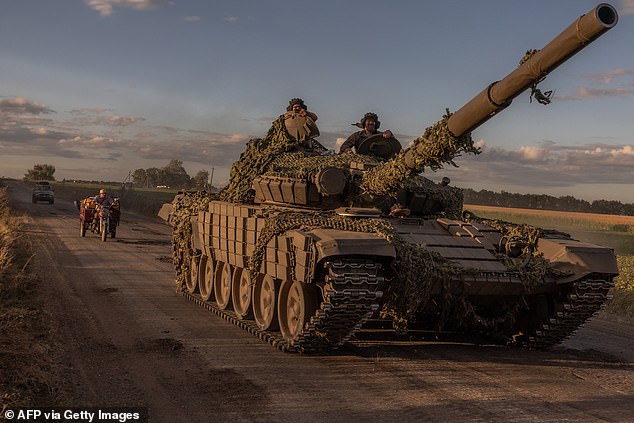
[1,0,633,202]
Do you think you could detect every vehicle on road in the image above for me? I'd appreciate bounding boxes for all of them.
[32,182,54,204]
[78,197,121,241]
[161,4,619,352]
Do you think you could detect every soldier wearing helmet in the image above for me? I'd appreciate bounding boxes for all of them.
[283,97,320,150]
[339,112,394,154]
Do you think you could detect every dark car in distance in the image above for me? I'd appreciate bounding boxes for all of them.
[32,182,55,204]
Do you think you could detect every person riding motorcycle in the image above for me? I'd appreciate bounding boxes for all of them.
[91,188,114,233]
[94,188,114,207]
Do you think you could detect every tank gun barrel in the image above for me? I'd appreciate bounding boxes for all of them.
[446,3,618,137]
[362,3,618,197]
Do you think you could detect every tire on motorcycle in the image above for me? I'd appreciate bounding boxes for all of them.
[80,219,86,237]
[110,228,116,239]
[101,220,107,242]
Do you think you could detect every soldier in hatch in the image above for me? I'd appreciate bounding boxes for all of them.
[283,98,320,151]
[339,112,394,154]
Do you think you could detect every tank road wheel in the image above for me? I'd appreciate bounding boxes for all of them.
[252,275,280,331]
[198,255,215,301]
[214,262,233,310]
[231,268,253,320]
[184,254,200,294]
[80,219,86,237]
[278,280,319,343]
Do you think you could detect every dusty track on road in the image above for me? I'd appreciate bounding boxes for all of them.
[9,182,634,422]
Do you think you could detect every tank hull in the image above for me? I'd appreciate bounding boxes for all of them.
[169,197,616,352]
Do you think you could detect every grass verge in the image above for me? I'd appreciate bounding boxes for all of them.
[0,187,67,411]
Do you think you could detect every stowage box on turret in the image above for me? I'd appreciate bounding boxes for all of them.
[160,4,619,352]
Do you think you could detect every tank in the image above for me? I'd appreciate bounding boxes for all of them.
[160,4,619,352]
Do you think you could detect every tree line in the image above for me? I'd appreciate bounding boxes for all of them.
[131,160,213,190]
[463,188,634,216]
[23,161,213,191]
[22,163,633,215]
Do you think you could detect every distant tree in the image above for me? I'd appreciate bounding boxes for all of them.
[24,164,55,181]
[131,168,147,187]
[161,160,190,189]
[145,167,161,187]
[191,170,210,190]
[129,160,194,189]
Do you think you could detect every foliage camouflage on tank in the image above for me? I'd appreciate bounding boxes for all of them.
[361,110,480,197]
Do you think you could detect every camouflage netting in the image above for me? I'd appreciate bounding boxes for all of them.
[170,191,216,290]
[519,49,539,66]
[404,175,464,220]
[361,110,480,197]
[218,115,297,203]
[247,210,472,331]
[464,213,553,291]
[264,152,377,179]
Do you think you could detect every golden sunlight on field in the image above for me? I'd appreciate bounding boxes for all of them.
[465,204,634,226]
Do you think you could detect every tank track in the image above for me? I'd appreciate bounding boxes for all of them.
[520,275,614,348]
[181,258,383,353]
[293,259,383,353]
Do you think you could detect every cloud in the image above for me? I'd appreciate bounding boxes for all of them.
[224,16,238,23]
[131,129,251,166]
[85,0,173,17]
[620,0,634,15]
[588,68,634,84]
[334,137,345,151]
[518,145,547,161]
[69,107,111,115]
[58,135,122,148]
[554,67,634,101]
[184,16,200,22]
[0,97,54,115]
[67,109,144,127]
[555,86,634,101]
[442,140,634,191]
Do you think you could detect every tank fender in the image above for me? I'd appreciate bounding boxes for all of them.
[288,228,395,283]
[537,237,618,283]
[158,203,173,224]
[306,228,396,261]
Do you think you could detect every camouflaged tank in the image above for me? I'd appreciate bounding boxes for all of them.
[160,4,619,352]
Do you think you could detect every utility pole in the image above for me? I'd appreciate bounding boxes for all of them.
[209,167,215,192]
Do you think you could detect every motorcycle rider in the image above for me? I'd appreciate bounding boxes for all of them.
[92,188,114,233]
[94,188,114,207]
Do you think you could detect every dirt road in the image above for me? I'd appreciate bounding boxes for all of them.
[9,182,634,422]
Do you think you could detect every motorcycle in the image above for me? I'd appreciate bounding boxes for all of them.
[77,196,121,241]
[97,204,115,241]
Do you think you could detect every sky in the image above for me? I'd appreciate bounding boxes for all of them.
[1,0,634,202]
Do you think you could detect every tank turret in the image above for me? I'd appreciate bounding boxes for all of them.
[220,4,618,218]
[160,4,619,353]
